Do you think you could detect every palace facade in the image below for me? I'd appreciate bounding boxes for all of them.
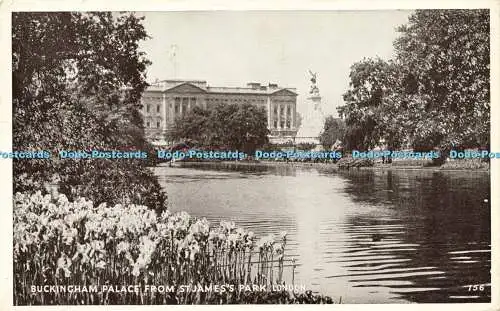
[141,79,298,144]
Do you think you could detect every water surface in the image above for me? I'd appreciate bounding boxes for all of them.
[154,163,490,303]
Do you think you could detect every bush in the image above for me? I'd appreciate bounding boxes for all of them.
[337,157,374,169]
[60,159,167,213]
[15,158,168,214]
[440,159,489,170]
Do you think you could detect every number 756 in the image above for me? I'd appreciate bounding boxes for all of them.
[467,285,485,291]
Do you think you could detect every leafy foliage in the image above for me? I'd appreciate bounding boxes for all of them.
[394,9,489,150]
[12,12,167,210]
[172,103,269,153]
[338,10,490,155]
[339,58,404,151]
[319,116,345,150]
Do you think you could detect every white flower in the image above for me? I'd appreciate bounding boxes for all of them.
[96,260,106,270]
[56,254,72,278]
[116,241,130,255]
[132,264,141,277]
[62,228,78,245]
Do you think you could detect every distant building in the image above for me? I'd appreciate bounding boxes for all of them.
[141,79,298,144]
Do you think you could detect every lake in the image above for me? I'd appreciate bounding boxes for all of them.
[153,163,491,303]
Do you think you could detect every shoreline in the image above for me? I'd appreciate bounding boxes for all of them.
[166,160,490,173]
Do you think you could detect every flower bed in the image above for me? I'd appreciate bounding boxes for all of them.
[13,191,334,305]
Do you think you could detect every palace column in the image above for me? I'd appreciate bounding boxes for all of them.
[277,103,282,131]
[287,105,291,129]
[267,97,272,129]
[284,105,287,131]
[162,93,167,135]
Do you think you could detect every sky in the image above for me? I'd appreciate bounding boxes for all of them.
[138,10,412,117]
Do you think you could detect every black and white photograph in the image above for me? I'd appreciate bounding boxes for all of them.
[2,0,498,307]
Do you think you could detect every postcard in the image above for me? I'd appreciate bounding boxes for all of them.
[1,0,498,309]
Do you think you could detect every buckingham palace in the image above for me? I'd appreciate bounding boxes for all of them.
[141,79,298,144]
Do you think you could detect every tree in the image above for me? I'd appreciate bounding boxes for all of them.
[319,116,345,150]
[171,105,211,143]
[223,103,270,153]
[338,9,490,160]
[12,12,167,211]
[393,9,490,152]
[172,102,269,153]
[338,58,404,151]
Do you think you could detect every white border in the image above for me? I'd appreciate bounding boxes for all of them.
[0,1,498,311]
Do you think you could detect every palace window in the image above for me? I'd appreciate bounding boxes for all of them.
[146,104,150,113]
[156,121,161,128]
[157,105,160,113]
[286,120,291,128]
[146,121,150,127]
[280,121,285,129]
[273,121,278,128]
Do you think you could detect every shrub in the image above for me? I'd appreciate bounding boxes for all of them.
[440,159,489,170]
[337,157,374,169]
[59,159,167,213]
[15,158,168,214]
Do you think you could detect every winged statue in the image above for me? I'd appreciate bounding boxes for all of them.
[308,70,317,84]
[308,70,319,95]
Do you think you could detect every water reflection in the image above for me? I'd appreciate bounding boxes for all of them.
[335,170,490,302]
[154,163,490,303]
